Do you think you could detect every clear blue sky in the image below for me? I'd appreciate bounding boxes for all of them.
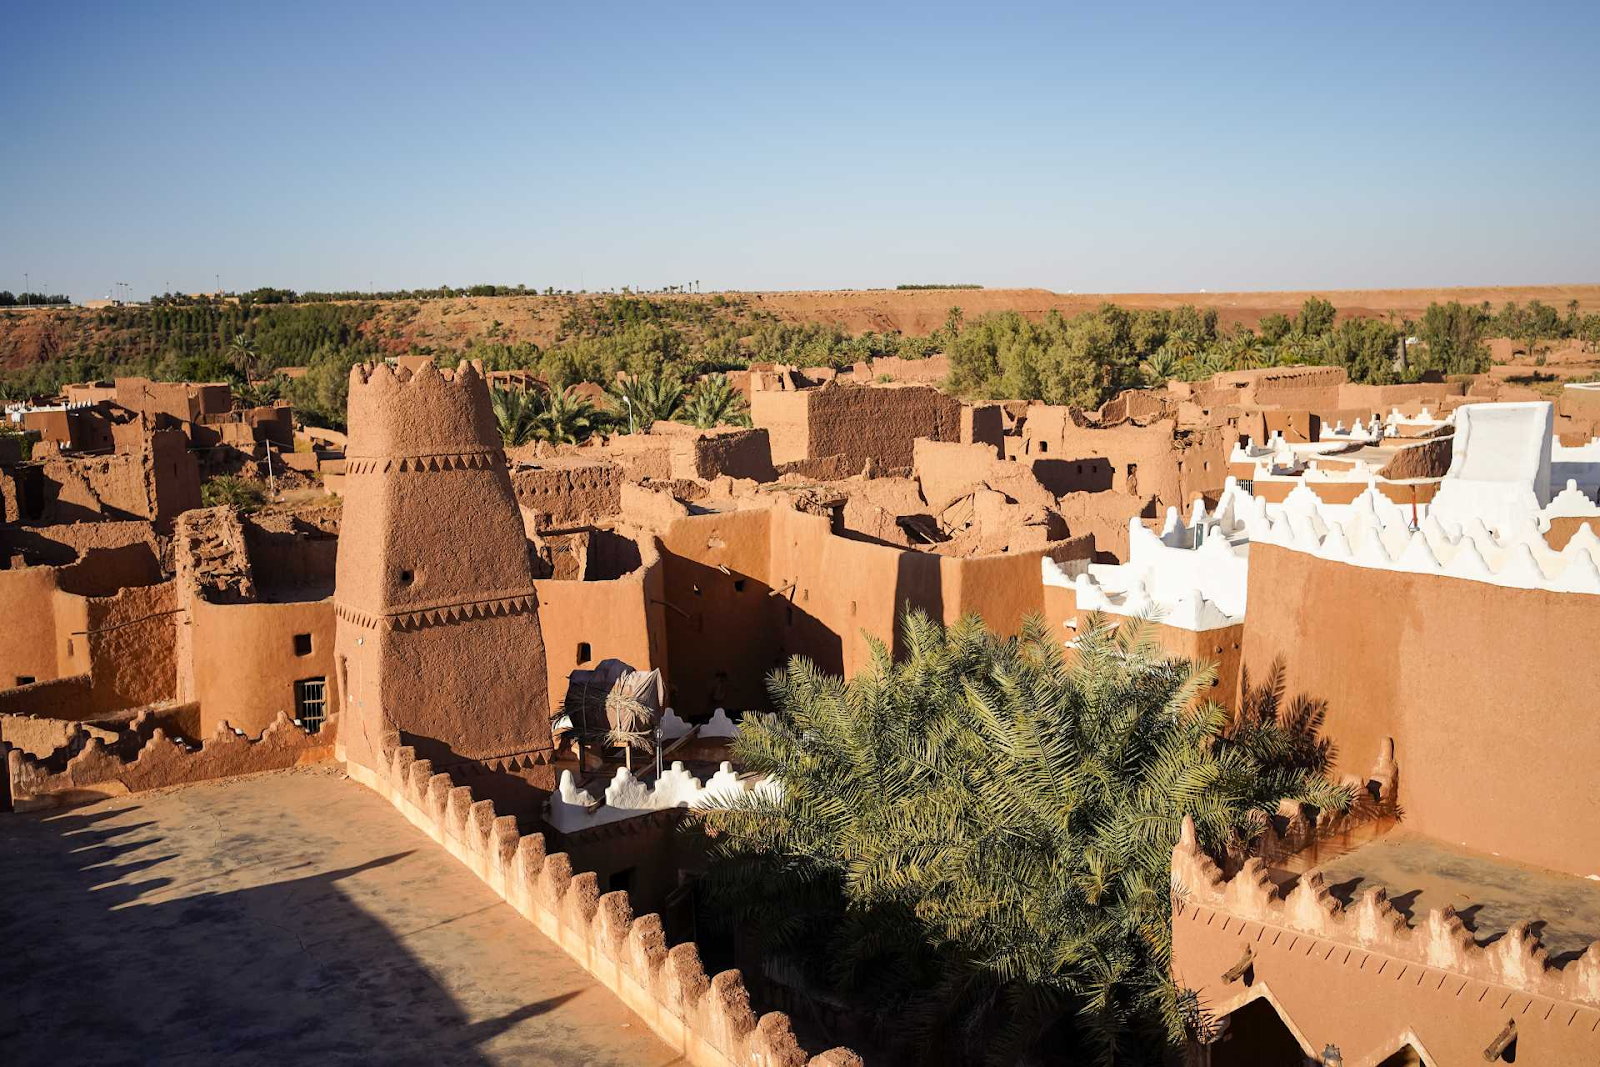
[3,0,1597,301]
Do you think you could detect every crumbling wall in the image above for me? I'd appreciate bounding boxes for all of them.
[659,506,1092,714]
[805,385,960,470]
[511,459,624,529]
[8,710,337,811]
[1241,542,1600,878]
[668,427,776,483]
[343,736,860,1067]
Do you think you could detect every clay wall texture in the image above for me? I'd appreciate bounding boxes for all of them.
[8,710,337,811]
[0,547,165,705]
[753,385,961,469]
[512,459,624,529]
[334,361,552,780]
[113,377,232,424]
[532,537,666,718]
[1241,543,1600,878]
[658,507,1089,714]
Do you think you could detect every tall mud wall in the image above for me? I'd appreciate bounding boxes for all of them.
[1241,543,1600,878]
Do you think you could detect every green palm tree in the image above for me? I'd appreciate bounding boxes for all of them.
[692,610,1347,1065]
[490,385,540,447]
[1139,346,1179,387]
[681,373,751,428]
[536,385,598,444]
[609,366,685,432]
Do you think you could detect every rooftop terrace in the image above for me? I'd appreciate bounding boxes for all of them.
[0,767,677,1065]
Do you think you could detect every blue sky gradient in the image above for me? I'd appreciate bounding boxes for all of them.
[3,1,1597,300]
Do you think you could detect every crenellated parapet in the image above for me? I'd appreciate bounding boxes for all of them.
[1172,809,1600,1012]
[344,360,501,459]
[342,734,859,1067]
[8,711,338,811]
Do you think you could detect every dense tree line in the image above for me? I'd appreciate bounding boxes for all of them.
[7,290,1596,425]
[0,291,71,306]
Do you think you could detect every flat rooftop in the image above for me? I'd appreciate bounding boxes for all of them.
[1311,829,1600,963]
[0,767,678,1065]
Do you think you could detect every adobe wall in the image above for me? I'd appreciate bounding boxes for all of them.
[8,710,337,811]
[1241,543,1600,878]
[658,510,778,713]
[748,391,810,465]
[113,378,232,424]
[81,580,179,715]
[1170,819,1600,1066]
[1023,409,1230,513]
[532,538,667,718]
[806,385,961,470]
[334,360,552,781]
[188,597,339,738]
[669,428,776,483]
[341,737,859,1067]
[0,519,163,569]
[511,459,624,529]
[658,506,1089,713]
[0,566,69,686]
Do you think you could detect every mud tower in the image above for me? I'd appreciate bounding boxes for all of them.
[334,360,553,795]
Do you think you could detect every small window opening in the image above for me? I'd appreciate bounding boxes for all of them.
[295,677,328,733]
[293,633,312,656]
[576,641,592,663]
[16,676,36,686]
[66,638,74,656]
[608,867,635,894]
[733,579,746,593]
[399,569,414,585]
[1038,440,1049,453]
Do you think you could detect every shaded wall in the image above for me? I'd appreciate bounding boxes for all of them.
[1241,543,1600,878]
[658,507,1088,715]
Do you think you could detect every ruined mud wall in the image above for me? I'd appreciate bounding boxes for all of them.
[805,385,960,470]
[659,507,1091,714]
[9,710,337,811]
[343,736,860,1067]
[1241,543,1600,878]
[511,459,623,529]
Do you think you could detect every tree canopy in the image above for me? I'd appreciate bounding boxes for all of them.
[691,610,1349,1065]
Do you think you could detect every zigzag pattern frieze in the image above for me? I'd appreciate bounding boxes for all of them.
[334,590,540,632]
[343,449,506,475]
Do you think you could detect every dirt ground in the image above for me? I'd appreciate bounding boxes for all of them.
[361,284,1600,351]
[0,766,678,1066]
